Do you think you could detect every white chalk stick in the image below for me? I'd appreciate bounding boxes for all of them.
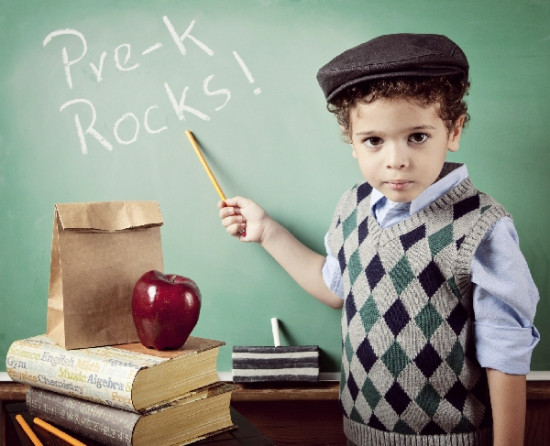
[271,317,281,347]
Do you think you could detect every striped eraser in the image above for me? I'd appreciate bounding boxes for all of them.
[232,345,319,383]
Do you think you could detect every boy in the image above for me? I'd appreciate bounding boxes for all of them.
[219,34,539,445]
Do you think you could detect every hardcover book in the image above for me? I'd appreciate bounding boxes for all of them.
[6,334,224,412]
[27,384,235,446]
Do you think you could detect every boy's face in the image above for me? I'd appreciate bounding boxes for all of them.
[349,97,463,203]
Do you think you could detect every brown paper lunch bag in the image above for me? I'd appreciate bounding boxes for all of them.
[46,201,164,349]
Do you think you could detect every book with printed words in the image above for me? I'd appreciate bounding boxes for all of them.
[26,384,235,446]
[6,334,224,412]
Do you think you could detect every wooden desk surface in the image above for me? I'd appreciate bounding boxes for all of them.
[3,380,550,402]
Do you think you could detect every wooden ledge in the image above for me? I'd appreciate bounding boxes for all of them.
[525,380,550,400]
[230,380,550,402]
[2,380,550,403]
[230,381,340,402]
[0,382,28,401]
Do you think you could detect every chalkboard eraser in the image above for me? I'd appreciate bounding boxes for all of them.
[231,318,319,383]
[232,345,319,383]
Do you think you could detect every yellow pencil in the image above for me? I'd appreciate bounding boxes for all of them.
[15,414,43,446]
[33,417,87,446]
[185,130,227,201]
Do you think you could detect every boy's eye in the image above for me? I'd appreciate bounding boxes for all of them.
[364,137,383,147]
[409,133,428,143]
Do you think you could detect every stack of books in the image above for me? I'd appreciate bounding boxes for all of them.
[6,334,235,445]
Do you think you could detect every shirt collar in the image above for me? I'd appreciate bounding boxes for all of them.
[370,163,469,216]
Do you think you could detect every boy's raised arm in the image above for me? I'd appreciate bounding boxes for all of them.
[219,197,343,309]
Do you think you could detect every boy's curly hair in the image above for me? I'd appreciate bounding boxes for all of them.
[327,75,470,143]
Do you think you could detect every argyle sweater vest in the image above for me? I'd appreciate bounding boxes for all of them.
[328,173,509,446]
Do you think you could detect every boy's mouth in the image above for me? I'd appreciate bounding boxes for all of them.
[386,180,412,191]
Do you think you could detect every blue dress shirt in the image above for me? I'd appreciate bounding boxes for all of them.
[322,164,539,375]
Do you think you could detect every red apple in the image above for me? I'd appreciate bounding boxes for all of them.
[131,270,202,350]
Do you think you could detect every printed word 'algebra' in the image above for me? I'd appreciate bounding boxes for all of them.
[43,16,261,155]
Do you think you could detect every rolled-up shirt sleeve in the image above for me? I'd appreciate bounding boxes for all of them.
[472,216,540,375]
[322,233,345,299]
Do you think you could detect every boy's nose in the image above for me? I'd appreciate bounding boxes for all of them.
[385,144,408,169]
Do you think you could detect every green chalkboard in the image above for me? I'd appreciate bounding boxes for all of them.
[1,0,549,375]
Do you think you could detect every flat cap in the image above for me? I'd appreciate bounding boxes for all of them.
[317,33,469,101]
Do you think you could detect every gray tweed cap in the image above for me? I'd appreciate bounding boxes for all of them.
[317,33,469,102]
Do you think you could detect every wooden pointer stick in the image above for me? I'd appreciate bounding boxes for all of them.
[185,130,227,201]
[185,130,246,235]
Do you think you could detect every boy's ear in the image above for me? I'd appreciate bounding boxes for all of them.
[448,115,465,153]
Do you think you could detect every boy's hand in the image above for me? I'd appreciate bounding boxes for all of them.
[218,196,269,243]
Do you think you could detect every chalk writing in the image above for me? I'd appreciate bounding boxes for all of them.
[42,16,261,155]
[233,51,262,95]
